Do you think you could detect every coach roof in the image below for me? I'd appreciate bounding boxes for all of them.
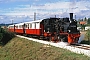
[15,23,24,26]
[25,19,43,24]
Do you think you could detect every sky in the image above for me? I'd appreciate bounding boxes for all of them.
[0,0,90,24]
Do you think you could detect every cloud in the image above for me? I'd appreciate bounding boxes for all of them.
[4,2,70,15]
[0,0,41,3]
[0,0,90,24]
[0,0,30,3]
[4,1,90,15]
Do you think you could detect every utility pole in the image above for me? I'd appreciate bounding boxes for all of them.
[55,15,56,18]
[34,12,36,21]
[12,20,13,25]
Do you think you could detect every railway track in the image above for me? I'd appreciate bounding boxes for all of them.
[71,44,90,50]
[16,35,90,57]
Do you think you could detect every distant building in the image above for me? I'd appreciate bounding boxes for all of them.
[1,26,7,28]
[77,27,82,31]
[85,26,90,30]
[79,21,87,25]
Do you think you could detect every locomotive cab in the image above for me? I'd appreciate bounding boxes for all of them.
[43,18,60,33]
[43,17,69,42]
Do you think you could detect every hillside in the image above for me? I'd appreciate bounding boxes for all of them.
[0,37,90,60]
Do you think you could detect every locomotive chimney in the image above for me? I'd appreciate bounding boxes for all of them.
[70,13,73,21]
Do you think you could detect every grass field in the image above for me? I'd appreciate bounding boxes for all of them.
[80,31,90,45]
[0,37,90,60]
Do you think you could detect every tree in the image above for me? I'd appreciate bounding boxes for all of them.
[78,18,81,21]
[84,17,87,21]
[80,24,86,31]
[0,26,3,42]
[87,18,90,24]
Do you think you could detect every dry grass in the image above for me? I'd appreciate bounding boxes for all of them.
[80,31,90,45]
[0,37,90,60]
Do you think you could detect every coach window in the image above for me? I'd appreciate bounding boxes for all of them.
[28,24,30,29]
[12,26,14,29]
[20,25,23,29]
[9,26,10,28]
[16,26,18,29]
[10,26,11,28]
[21,25,22,29]
[21,25,23,28]
[26,24,29,29]
[28,24,29,29]
[30,23,32,29]
[32,23,35,29]
[10,26,12,28]
[35,23,36,29]
[25,24,28,29]
[36,22,39,29]
[19,25,21,29]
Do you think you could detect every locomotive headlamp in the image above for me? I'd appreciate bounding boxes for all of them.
[47,28,50,33]
[44,30,45,32]
[68,30,71,32]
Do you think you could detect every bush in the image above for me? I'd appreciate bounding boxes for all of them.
[0,27,15,45]
[0,33,3,42]
[80,30,90,45]
[0,26,3,42]
[85,30,90,41]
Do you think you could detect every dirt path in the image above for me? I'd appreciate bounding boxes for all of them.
[80,31,86,35]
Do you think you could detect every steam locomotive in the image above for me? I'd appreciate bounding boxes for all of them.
[8,13,80,44]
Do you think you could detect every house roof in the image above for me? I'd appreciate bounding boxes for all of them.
[79,21,87,25]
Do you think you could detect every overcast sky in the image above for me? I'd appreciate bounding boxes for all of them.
[0,0,90,24]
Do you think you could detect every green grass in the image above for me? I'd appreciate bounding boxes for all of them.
[80,40,90,45]
[0,37,90,60]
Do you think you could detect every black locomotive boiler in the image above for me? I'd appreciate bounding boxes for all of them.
[42,13,80,44]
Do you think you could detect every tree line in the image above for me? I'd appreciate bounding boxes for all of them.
[78,17,90,24]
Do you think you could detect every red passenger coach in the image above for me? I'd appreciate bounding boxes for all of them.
[8,20,44,36]
[25,20,44,36]
[8,25,15,32]
[14,23,25,34]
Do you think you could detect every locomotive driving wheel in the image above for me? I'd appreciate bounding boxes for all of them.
[61,37,68,42]
[49,36,60,43]
[49,36,54,41]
